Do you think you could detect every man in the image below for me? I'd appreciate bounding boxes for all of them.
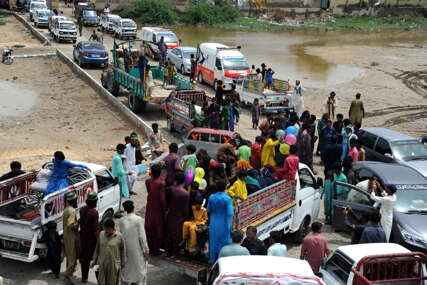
[370,184,397,242]
[62,192,79,281]
[88,30,98,42]
[158,36,167,67]
[321,135,342,176]
[344,207,370,244]
[96,28,103,43]
[145,164,166,256]
[359,212,386,244]
[237,141,251,163]
[189,54,197,81]
[112,144,132,198]
[137,54,148,83]
[78,16,83,37]
[281,145,299,181]
[297,124,314,170]
[326,91,337,119]
[92,219,126,285]
[149,123,165,159]
[349,93,365,126]
[219,230,250,258]
[124,48,132,73]
[79,192,99,283]
[0,161,25,181]
[124,135,138,195]
[163,143,180,185]
[267,231,287,257]
[242,226,266,255]
[332,113,344,140]
[215,80,224,105]
[166,172,189,257]
[120,200,149,285]
[259,113,273,138]
[300,222,330,274]
[291,80,304,115]
[227,170,248,200]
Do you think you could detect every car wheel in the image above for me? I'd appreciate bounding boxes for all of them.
[197,71,203,84]
[180,65,185,74]
[100,209,114,229]
[293,216,310,244]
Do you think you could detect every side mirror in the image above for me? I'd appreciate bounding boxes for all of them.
[316,177,323,189]
[384,153,393,159]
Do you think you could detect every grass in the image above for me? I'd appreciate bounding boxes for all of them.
[0,20,6,25]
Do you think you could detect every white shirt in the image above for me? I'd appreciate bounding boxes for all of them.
[267,243,287,257]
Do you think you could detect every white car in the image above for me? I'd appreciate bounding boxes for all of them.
[48,15,67,33]
[29,1,47,21]
[33,9,54,28]
[100,13,121,33]
[167,46,196,74]
[52,20,77,43]
[112,18,137,39]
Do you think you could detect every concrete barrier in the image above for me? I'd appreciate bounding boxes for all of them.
[13,12,51,46]
[56,49,153,138]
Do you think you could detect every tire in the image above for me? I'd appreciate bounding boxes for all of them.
[197,71,204,84]
[3,56,13,65]
[167,118,175,132]
[180,64,185,74]
[72,40,76,44]
[100,209,114,230]
[128,94,146,113]
[293,216,310,244]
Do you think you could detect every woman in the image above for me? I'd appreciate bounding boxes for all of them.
[207,180,234,263]
[44,151,87,196]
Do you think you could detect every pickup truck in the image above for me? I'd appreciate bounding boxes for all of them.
[320,243,427,285]
[111,18,137,40]
[52,20,77,43]
[149,163,322,283]
[165,90,211,137]
[0,162,120,263]
[236,74,293,114]
[100,13,121,33]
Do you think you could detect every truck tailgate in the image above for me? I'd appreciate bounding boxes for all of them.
[149,256,208,281]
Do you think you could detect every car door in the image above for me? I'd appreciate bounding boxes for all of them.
[94,169,120,217]
[332,181,376,232]
[373,137,394,163]
[359,130,378,161]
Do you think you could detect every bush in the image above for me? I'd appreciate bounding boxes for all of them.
[118,0,177,25]
[181,2,239,25]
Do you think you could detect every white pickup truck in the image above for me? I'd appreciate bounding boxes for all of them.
[52,20,77,43]
[320,243,427,285]
[112,18,137,40]
[0,162,120,263]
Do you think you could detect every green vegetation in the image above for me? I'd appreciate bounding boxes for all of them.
[214,17,296,31]
[118,0,177,25]
[181,2,239,25]
[304,13,427,31]
[0,21,6,25]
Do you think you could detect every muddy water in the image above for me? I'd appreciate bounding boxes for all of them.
[0,80,36,117]
[175,27,427,87]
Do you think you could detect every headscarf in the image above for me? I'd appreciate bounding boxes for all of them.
[236,160,253,172]
[194,167,207,190]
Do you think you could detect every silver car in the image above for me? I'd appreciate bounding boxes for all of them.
[166,46,197,75]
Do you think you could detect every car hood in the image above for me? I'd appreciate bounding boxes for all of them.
[395,211,427,238]
[402,160,427,177]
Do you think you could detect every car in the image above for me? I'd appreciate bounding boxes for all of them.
[48,14,67,33]
[111,18,137,39]
[140,27,180,59]
[73,41,108,68]
[80,8,99,26]
[52,20,77,43]
[29,1,47,21]
[359,127,427,177]
[167,46,197,74]
[33,9,54,28]
[100,14,121,33]
[330,161,427,254]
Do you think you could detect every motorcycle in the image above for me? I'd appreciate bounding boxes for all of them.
[2,48,13,65]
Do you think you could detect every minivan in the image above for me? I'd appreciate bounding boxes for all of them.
[140,27,180,59]
[359,127,427,177]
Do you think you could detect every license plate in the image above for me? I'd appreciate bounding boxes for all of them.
[92,54,100,58]
[4,240,20,250]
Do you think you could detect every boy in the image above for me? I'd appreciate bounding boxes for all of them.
[182,197,208,254]
[38,221,62,278]
[251,98,261,129]
[227,170,248,200]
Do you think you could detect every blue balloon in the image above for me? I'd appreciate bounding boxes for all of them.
[286,126,298,135]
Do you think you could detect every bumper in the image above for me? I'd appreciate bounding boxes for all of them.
[58,35,77,41]
[261,106,294,114]
[83,21,99,26]
[36,21,48,27]
[120,32,136,37]
[82,56,109,64]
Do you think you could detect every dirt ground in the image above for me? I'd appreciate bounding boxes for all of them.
[0,15,40,49]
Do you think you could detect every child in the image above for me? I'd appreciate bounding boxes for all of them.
[265,68,274,89]
[227,170,248,200]
[182,196,208,254]
[348,138,359,163]
[38,221,62,278]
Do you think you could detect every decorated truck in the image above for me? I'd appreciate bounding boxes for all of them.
[149,163,322,283]
[237,74,294,114]
[0,162,120,263]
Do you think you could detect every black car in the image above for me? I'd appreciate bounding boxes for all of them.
[331,161,427,253]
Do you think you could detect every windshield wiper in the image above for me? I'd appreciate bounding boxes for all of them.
[406,210,427,214]
[405,156,427,161]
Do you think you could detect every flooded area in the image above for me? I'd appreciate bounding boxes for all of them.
[175,27,427,87]
[0,80,37,117]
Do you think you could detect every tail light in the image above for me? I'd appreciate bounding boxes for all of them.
[81,52,89,56]
[102,52,108,57]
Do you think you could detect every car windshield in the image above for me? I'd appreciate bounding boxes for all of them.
[60,23,75,30]
[82,42,104,50]
[395,189,427,213]
[183,50,196,59]
[83,10,97,16]
[122,21,135,27]
[223,57,250,70]
[392,141,427,161]
[159,33,177,43]
[38,10,51,16]
[32,3,46,9]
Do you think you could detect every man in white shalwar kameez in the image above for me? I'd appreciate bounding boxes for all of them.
[370,184,397,242]
[124,134,138,194]
[288,80,304,116]
[120,200,149,285]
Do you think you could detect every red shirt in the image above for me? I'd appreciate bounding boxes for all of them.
[283,154,299,181]
[250,142,262,169]
[300,233,330,273]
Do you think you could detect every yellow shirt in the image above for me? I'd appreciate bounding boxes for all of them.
[227,179,247,200]
[261,138,280,167]
[192,206,208,224]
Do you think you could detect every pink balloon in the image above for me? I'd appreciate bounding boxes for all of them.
[284,134,297,145]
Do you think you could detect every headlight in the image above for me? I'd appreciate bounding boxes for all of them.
[400,227,427,248]
[59,31,64,35]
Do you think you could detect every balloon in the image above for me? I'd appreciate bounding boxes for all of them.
[279,143,290,155]
[185,167,195,186]
[286,126,298,135]
[276,129,285,140]
[284,134,297,145]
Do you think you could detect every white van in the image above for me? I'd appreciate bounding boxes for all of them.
[52,20,77,43]
[100,14,121,33]
[196,43,251,91]
[112,18,137,39]
[29,0,47,21]
[140,27,180,59]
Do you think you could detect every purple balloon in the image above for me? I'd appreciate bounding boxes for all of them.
[284,134,297,145]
